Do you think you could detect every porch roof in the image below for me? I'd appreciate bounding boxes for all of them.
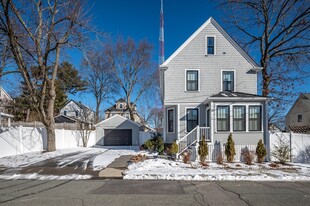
[204,91,268,104]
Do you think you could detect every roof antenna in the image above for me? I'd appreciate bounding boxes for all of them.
[159,0,165,65]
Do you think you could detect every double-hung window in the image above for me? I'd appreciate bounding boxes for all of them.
[186,70,198,91]
[233,106,246,131]
[217,106,230,131]
[207,37,215,55]
[223,71,234,92]
[167,109,174,133]
[249,106,262,131]
[187,108,198,132]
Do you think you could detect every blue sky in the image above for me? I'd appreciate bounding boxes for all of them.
[69,0,223,110]
[2,0,309,116]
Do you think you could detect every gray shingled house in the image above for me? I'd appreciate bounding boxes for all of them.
[159,17,269,159]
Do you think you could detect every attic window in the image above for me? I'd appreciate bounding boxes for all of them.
[298,114,302,122]
[119,104,123,109]
[206,36,215,55]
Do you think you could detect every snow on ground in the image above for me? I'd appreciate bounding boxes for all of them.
[92,146,139,171]
[124,158,310,181]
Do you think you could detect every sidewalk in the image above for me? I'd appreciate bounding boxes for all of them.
[99,155,133,179]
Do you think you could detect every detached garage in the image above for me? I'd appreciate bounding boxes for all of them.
[95,115,140,146]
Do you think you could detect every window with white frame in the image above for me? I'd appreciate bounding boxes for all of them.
[222,71,234,92]
[206,36,215,55]
[217,106,230,131]
[249,106,262,131]
[233,106,246,131]
[167,109,174,133]
[186,108,198,132]
[186,70,198,91]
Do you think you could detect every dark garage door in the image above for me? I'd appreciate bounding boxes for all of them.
[104,129,132,146]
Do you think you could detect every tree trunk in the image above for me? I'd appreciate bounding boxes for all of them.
[45,83,57,152]
[46,122,56,152]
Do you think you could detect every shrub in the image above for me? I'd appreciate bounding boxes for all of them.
[256,139,267,163]
[225,133,236,163]
[142,139,154,151]
[141,133,164,154]
[182,150,191,164]
[241,147,255,165]
[216,151,224,165]
[170,141,179,155]
[198,136,209,163]
[271,137,290,164]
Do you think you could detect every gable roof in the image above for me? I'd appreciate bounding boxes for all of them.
[64,99,94,113]
[161,17,259,68]
[0,86,13,101]
[286,93,310,117]
[95,114,141,127]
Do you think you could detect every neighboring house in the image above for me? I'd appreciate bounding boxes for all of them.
[0,86,13,113]
[105,98,138,120]
[0,86,14,126]
[95,115,140,146]
[105,98,153,132]
[160,17,269,157]
[285,93,310,134]
[59,100,95,123]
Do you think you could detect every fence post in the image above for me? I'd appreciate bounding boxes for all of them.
[19,126,23,154]
[290,132,292,162]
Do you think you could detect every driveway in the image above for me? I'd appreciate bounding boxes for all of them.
[0,147,138,179]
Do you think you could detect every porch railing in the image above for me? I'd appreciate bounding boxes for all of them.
[176,126,210,158]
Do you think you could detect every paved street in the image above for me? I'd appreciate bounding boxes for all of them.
[0,179,309,206]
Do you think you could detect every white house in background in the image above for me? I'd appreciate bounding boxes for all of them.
[105,98,153,132]
[59,100,95,123]
[0,86,14,126]
[160,17,269,159]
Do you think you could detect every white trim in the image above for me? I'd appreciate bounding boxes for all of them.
[162,18,212,66]
[221,70,236,92]
[161,17,258,67]
[177,104,180,139]
[167,108,175,133]
[185,107,200,133]
[165,102,202,105]
[205,35,216,55]
[214,102,263,133]
[185,69,200,92]
[232,105,246,132]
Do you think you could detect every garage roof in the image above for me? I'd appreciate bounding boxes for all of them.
[95,114,141,127]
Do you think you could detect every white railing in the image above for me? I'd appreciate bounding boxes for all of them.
[176,126,211,158]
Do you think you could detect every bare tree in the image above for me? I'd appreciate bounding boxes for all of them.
[105,37,156,121]
[218,0,310,121]
[77,105,95,147]
[0,0,89,151]
[82,42,118,123]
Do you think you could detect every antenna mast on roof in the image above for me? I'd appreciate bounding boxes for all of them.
[159,0,165,65]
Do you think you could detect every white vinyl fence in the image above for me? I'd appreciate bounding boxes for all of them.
[269,132,310,163]
[0,126,96,158]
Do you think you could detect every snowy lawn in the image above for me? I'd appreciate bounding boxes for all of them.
[124,158,310,181]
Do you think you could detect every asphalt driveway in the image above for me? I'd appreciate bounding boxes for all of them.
[0,147,137,179]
